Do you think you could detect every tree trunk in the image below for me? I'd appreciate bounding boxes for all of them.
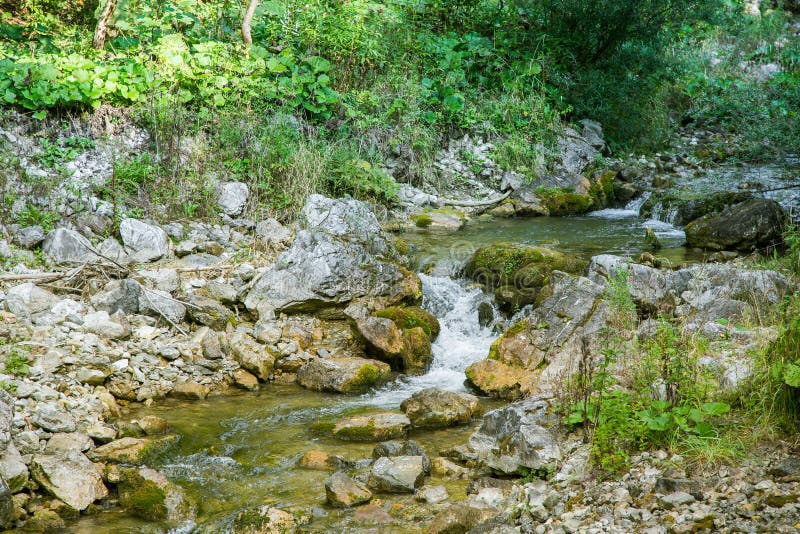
[242,0,259,46]
[93,0,118,50]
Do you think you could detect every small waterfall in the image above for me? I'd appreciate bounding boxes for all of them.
[649,201,679,225]
[626,191,651,213]
[365,274,498,408]
[588,191,651,219]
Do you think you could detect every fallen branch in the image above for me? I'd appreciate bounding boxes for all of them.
[440,191,511,208]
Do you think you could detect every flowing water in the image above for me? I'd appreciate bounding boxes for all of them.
[67,168,797,531]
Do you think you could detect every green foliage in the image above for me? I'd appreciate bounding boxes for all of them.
[324,147,398,202]
[738,293,800,433]
[16,204,57,232]
[604,267,637,331]
[2,348,30,377]
[32,136,95,168]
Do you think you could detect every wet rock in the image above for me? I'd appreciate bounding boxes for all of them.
[410,208,467,231]
[88,435,178,465]
[231,505,295,534]
[464,244,586,313]
[218,181,249,216]
[353,503,393,525]
[82,310,131,339]
[184,293,233,330]
[333,413,411,442]
[42,227,99,264]
[373,440,431,473]
[368,456,425,493]
[32,402,77,433]
[431,457,471,479]
[117,467,195,524]
[425,504,493,534]
[685,198,787,251]
[229,332,274,381]
[299,450,348,471]
[325,471,373,507]
[0,477,11,528]
[296,357,391,394]
[232,369,259,391]
[86,423,117,444]
[169,381,210,400]
[416,485,449,505]
[244,195,420,317]
[136,416,171,436]
[4,282,60,323]
[30,453,108,511]
[400,388,481,429]
[119,218,170,263]
[465,397,559,475]
[12,225,45,248]
[478,302,494,327]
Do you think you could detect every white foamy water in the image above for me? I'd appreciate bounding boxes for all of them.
[588,192,651,219]
[364,274,498,408]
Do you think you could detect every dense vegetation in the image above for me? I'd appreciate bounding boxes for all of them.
[0,0,798,219]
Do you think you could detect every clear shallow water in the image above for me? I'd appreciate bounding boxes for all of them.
[69,174,794,531]
[67,275,501,533]
[404,198,703,270]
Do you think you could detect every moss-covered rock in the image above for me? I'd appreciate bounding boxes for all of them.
[465,359,538,400]
[409,208,466,231]
[332,412,411,442]
[535,186,593,215]
[117,467,195,524]
[400,388,481,429]
[684,198,787,252]
[374,306,440,339]
[639,191,754,226]
[231,505,296,534]
[464,243,586,313]
[87,435,179,465]
[296,357,392,394]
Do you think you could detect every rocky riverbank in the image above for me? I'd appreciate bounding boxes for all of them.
[1,108,799,532]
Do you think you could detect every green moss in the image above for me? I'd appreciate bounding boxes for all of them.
[394,237,410,256]
[535,186,593,215]
[374,306,440,338]
[352,364,379,387]
[119,472,168,521]
[464,243,586,291]
[411,214,433,228]
[334,421,378,441]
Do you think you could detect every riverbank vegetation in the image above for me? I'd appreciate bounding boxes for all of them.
[1,0,798,220]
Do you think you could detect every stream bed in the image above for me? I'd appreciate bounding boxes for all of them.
[64,161,798,532]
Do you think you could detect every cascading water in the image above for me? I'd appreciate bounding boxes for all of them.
[588,191,652,219]
[363,273,498,408]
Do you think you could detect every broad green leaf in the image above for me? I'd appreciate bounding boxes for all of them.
[701,402,731,416]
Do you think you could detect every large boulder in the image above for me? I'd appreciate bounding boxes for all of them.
[0,477,12,528]
[12,225,45,249]
[354,315,434,375]
[685,198,787,251]
[464,244,586,313]
[372,440,431,473]
[229,332,274,381]
[639,191,753,226]
[296,357,391,394]
[466,272,608,398]
[41,228,99,264]
[217,181,249,216]
[30,452,108,511]
[463,397,560,475]
[90,279,142,315]
[4,282,61,323]
[333,412,411,442]
[183,294,233,330]
[325,471,372,507]
[400,388,481,429]
[87,435,178,465]
[119,218,170,262]
[116,467,195,524]
[368,456,426,493]
[244,195,420,318]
